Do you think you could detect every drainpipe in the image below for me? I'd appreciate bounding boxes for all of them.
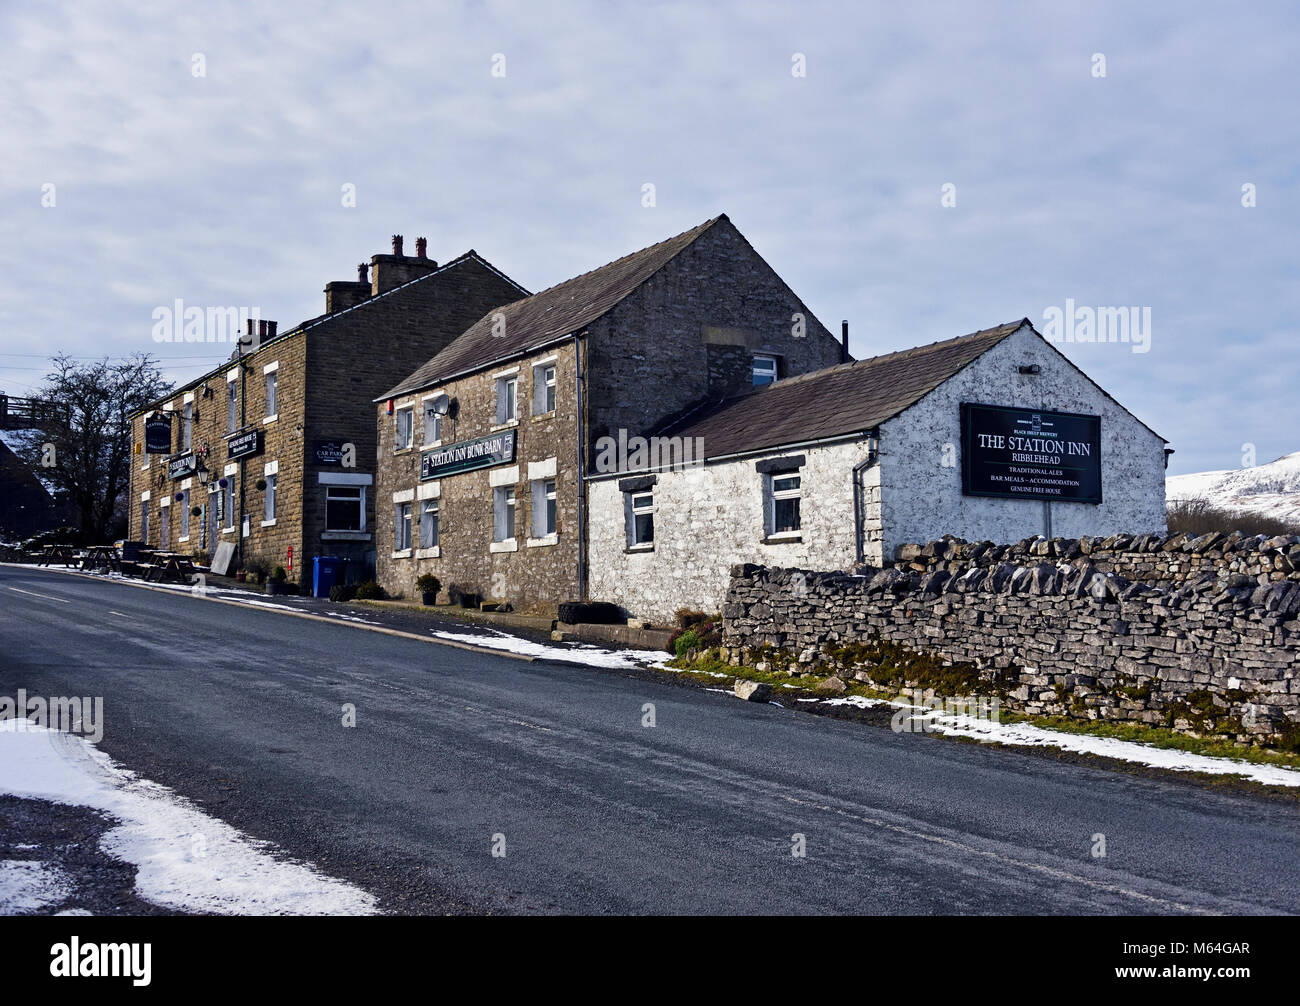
[852,430,879,565]
[573,332,587,601]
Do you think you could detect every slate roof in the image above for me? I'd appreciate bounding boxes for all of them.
[380,215,728,399]
[652,320,1030,460]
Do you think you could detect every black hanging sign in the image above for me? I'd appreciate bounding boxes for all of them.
[960,403,1102,504]
[167,452,197,480]
[144,412,172,454]
[227,428,263,461]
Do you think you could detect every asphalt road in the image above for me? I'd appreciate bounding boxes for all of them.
[2,564,1298,915]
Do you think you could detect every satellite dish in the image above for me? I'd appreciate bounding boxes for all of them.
[428,393,450,416]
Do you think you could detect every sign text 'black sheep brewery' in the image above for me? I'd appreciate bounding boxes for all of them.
[144,412,172,454]
[960,403,1103,504]
[421,430,516,481]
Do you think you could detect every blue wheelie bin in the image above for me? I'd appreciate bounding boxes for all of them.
[313,555,342,598]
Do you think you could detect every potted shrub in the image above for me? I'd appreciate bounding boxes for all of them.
[416,574,441,606]
[266,565,289,595]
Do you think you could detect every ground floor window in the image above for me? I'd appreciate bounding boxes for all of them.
[770,474,801,533]
[394,501,412,551]
[224,477,236,530]
[180,489,190,538]
[627,491,654,546]
[531,479,556,537]
[420,499,439,548]
[493,486,516,541]
[326,485,365,532]
[140,505,149,544]
[160,506,170,548]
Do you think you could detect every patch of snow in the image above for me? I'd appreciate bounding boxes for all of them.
[0,720,377,915]
[0,859,71,914]
[1167,451,1300,525]
[429,627,670,670]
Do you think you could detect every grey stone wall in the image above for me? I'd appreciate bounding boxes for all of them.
[723,557,1300,746]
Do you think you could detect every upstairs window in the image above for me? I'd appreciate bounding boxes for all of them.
[495,375,518,424]
[532,363,556,415]
[227,380,237,434]
[394,406,414,451]
[770,474,801,534]
[423,402,441,445]
[182,402,193,451]
[264,368,278,419]
[752,354,779,387]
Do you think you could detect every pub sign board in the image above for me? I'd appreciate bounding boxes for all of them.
[227,428,263,462]
[421,430,516,481]
[144,412,172,454]
[960,403,1102,504]
[167,451,197,480]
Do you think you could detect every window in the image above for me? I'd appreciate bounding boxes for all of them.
[224,477,236,529]
[532,363,556,415]
[629,491,654,546]
[422,403,440,445]
[265,473,277,522]
[227,380,237,434]
[420,499,439,549]
[394,501,412,551]
[180,489,190,538]
[326,485,365,532]
[394,406,414,450]
[160,505,170,548]
[531,479,556,537]
[140,504,149,544]
[496,375,517,424]
[752,354,779,387]
[771,474,801,533]
[493,485,516,541]
[264,370,278,419]
[182,402,193,450]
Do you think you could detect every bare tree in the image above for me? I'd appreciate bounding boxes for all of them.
[12,354,171,541]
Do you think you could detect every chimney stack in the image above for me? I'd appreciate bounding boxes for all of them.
[841,320,850,363]
[371,232,437,294]
[259,319,269,338]
[415,236,428,259]
[391,234,404,256]
[267,320,277,339]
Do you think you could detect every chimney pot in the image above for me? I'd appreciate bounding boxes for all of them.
[267,321,277,338]
[357,263,369,283]
[246,319,256,336]
[259,319,269,337]
[841,320,850,363]
[392,234,404,256]
[415,236,428,259]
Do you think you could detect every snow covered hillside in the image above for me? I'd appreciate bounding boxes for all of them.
[1166,451,1300,525]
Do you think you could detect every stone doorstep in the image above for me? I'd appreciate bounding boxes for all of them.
[552,621,675,653]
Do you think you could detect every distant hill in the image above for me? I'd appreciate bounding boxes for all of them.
[1166,451,1300,526]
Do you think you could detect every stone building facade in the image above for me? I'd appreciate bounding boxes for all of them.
[587,320,1169,622]
[375,214,846,611]
[128,237,526,585]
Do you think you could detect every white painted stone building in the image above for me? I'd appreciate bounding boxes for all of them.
[588,319,1169,621]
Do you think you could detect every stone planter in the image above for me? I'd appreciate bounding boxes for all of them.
[421,591,437,606]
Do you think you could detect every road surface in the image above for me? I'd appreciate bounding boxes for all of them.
[2,564,1298,914]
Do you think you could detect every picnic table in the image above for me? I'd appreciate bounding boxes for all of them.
[142,551,202,585]
[38,544,77,567]
[81,544,122,573]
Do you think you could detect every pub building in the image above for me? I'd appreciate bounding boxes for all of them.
[375,220,1168,621]
[127,235,528,587]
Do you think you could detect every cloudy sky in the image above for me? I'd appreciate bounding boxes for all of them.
[2,1,1295,475]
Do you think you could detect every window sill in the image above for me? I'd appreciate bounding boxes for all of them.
[489,539,518,553]
[415,546,441,559]
[178,536,191,543]
[322,531,371,541]
[419,441,443,451]
[625,543,655,554]
[391,549,413,560]
[531,412,555,422]
[490,420,519,433]
[263,415,278,426]
[526,534,558,548]
[221,528,235,536]
[761,534,802,545]
[260,519,277,528]
[392,446,415,456]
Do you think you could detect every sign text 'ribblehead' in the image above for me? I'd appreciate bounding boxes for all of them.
[960,403,1102,504]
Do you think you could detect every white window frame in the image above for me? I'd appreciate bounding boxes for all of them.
[325,484,367,533]
[530,478,557,541]
[752,354,779,387]
[495,374,518,425]
[491,485,516,549]
[263,466,277,525]
[420,498,439,550]
[393,500,413,555]
[531,358,557,416]
[263,362,279,423]
[421,398,441,447]
[223,465,238,532]
[627,490,655,549]
[768,472,802,536]
[179,488,191,541]
[227,370,238,434]
[182,401,193,451]
[394,405,414,451]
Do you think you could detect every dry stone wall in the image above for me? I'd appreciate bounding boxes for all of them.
[723,553,1300,746]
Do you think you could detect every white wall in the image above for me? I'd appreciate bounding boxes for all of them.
[587,438,876,622]
[878,323,1167,558]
